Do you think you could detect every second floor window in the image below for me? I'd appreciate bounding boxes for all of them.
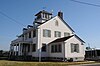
[33,30,36,37]
[64,32,70,37]
[43,29,51,37]
[55,31,61,37]
[29,32,31,38]
[25,33,27,40]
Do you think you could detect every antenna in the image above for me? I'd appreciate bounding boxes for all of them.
[51,9,53,14]
[42,7,46,10]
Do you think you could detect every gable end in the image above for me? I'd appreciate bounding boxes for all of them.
[57,16,75,32]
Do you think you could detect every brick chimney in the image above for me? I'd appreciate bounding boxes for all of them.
[58,11,63,19]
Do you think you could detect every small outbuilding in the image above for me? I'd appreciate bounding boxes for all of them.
[85,49,100,61]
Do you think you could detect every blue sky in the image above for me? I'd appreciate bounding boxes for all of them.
[0,0,100,50]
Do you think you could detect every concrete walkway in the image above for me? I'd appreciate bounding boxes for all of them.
[69,63,100,66]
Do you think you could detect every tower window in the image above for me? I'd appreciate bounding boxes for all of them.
[43,13,45,18]
[45,14,47,19]
[37,14,41,19]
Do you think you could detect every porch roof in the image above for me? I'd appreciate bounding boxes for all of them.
[11,41,32,45]
[49,34,85,44]
[49,35,74,44]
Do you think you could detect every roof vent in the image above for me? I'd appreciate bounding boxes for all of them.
[23,28,27,31]
[27,25,33,28]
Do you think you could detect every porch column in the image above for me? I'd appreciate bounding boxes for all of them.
[12,44,14,55]
[30,44,32,55]
[20,44,23,55]
[18,43,21,55]
[15,44,17,56]
[10,44,12,55]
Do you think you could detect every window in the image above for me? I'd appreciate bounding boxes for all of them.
[29,31,31,38]
[37,14,41,19]
[55,45,57,52]
[55,20,59,26]
[64,32,70,37]
[71,43,79,53]
[51,45,54,52]
[55,31,61,37]
[32,44,36,52]
[24,33,27,40]
[43,29,51,37]
[51,44,62,53]
[45,14,47,19]
[58,44,62,52]
[33,30,36,37]
[28,45,30,52]
[43,13,45,18]
[42,43,46,52]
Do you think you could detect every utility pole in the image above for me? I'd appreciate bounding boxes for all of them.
[39,27,41,62]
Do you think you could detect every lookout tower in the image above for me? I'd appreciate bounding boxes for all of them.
[34,10,52,25]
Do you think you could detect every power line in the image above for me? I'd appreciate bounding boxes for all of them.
[0,11,26,27]
[70,0,100,7]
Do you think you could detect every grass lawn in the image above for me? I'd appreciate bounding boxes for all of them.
[0,60,98,66]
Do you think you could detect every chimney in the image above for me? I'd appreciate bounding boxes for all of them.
[58,11,63,19]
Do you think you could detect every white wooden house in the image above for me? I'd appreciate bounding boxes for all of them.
[10,10,85,61]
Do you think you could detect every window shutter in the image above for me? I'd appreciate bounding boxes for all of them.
[48,30,51,37]
[76,44,79,53]
[43,29,45,37]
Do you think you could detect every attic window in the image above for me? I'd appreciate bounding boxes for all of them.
[55,20,59,26]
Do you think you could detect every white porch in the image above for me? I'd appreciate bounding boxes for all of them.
[10,41,32,56]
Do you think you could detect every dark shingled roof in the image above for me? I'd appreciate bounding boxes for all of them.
[74,34,85,43]
[35,10,52,16]
[49,35,74,44]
